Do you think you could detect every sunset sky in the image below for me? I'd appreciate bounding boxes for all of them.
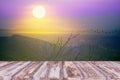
[0,0,120,34]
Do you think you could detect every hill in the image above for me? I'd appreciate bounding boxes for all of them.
[0,34,120,60]
[0,35,54,60]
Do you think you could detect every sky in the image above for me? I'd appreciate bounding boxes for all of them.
[0,0,120,33]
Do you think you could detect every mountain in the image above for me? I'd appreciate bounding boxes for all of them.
[0,35,54,60]
[0,34,120,61]
[69,34,120,60]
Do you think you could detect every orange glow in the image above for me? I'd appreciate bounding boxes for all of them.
[10,5,80,35]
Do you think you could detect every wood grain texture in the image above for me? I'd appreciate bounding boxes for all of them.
[0,61,120,80]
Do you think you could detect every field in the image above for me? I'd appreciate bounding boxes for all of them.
[0,61,120,80]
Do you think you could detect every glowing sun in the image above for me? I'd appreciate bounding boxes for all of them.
[32,6,46,18]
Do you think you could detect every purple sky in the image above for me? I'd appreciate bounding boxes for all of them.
[0,0,120,29]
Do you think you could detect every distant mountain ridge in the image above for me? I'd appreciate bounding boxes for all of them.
[0,34,120,60]
[0,35,54,60]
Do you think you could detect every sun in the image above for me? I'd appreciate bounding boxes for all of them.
[32,6,46,18]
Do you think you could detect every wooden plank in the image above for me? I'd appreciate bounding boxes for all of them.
[0,61,120,80]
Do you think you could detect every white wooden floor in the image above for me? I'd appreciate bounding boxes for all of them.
[0,61,120,80]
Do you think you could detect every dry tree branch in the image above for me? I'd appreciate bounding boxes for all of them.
[55,33,79,59]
